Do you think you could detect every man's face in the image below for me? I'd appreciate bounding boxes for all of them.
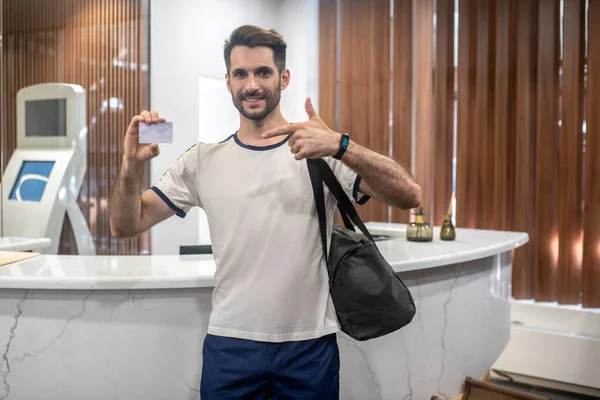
[226,46,290,121]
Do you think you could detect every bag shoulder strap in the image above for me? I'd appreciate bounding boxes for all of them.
[307,159,375,248]
[307,159,329,262]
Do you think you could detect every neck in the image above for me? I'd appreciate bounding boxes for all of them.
[236,105,288,146]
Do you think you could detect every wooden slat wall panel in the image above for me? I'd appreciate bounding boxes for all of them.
[318,0,337,130]
[492,0,517,232]
[338,0,357,219]
[582,0,600,308]
[558,0,585,304]
[432,0,455,227]
[367,0,390,202]
[512,0,538,300]
[534,0,560,302]
[391,0,413,224]
[316,0,600,308]
[57,0,77,255]
[90,0,100,254]
[137,0,151,254]
[2,3,11,173]
[315,0,600,307]
[115,0,122,254]
[476,0,494,230]
[369,0,391,223]
[99,0,107,252]
[107,0,114,254]
[413,0,434,219]
[2,0,150,255]
[339,0,390,223]
[456,0,477,228]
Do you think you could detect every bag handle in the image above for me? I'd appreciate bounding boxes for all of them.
[307,159,376,262]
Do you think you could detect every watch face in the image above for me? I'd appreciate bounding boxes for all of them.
[342,136,350,146]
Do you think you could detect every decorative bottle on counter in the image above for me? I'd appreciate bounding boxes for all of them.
[440,213,456,241]
[406,208,433,242]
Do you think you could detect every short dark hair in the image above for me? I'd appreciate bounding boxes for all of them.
[223,25,287,75]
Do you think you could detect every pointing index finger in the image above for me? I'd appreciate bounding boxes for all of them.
[262,123,303,139]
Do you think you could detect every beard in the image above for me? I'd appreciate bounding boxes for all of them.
[232,82,281,121]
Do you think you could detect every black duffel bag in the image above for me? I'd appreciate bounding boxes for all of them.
[307,158,416,341]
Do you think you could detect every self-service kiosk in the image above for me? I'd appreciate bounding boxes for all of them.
[1,83,96,255]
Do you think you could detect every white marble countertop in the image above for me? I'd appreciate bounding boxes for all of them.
[0,236,52,252]
[0,223,528,290]
[365,222,529,268]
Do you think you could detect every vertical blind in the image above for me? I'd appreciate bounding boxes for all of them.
[1,0,151,255]
[319,0,600,307]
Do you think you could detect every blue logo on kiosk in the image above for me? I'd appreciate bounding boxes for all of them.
[9,161,55,202]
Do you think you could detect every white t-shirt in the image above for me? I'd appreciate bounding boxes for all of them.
[152,133,369,342]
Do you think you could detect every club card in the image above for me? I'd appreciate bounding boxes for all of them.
[139,122,173,144]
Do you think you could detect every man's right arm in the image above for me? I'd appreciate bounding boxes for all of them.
[109,160,175,239]
[109,110,174,238]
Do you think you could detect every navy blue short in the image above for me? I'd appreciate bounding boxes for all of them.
[200,333,340,399]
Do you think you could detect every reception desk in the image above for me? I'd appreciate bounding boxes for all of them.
[0,237,51,252]
[0,223,528,400]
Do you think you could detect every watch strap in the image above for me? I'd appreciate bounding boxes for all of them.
[333,133,350,160]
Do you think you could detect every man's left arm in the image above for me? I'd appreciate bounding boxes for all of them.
[262,97,422,210]
[337,140,421,210]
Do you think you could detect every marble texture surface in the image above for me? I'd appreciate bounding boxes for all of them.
[0,223,525,399]
[0,287,211,400]
[0,224,527,290]
[338,251,513,400]
[0,254,217,290]
[0,252,513,399]
[0,237,51,252]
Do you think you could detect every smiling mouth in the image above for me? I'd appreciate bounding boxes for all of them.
[243,96,265,105]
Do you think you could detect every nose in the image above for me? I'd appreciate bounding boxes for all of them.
[247,74,260,90]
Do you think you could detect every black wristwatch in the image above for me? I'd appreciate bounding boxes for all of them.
[333,133,350,160]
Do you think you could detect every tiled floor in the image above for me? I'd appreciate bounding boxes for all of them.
[489,379,600,400]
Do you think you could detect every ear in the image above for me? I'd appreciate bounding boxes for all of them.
[225,73,231,93]
[280,69,290,91]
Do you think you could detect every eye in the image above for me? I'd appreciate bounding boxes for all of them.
[233,71,246,78]
[259,70,272,78]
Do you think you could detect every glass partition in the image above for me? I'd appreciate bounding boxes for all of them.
[0,0,150,255]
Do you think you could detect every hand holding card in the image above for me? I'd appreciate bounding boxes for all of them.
[139,121,173,144]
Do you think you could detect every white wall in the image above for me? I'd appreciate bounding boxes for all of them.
[150,0,319,254]
[275,0,320,122]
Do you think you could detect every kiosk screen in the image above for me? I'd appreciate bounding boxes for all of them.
[9,161,55,202]
[25,98,67,137]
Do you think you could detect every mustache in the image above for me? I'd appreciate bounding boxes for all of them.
[238,91,269,100]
